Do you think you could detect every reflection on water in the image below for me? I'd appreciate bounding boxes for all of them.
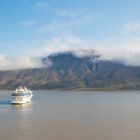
[11,102,33,111]
[11,103,33,140]
[1,90,140,140]
[0,100,11,105]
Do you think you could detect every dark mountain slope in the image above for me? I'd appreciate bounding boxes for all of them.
[0,52,140,90]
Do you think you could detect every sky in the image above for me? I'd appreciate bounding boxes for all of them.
[0,0,140,70]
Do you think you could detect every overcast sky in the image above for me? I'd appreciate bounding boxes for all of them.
[0,0,140,69]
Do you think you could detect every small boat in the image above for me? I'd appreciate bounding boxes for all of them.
[11,86,33,104]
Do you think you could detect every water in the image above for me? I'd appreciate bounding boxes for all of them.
[0,90,140,140]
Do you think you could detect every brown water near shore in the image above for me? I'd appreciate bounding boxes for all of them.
[0,90,140,140]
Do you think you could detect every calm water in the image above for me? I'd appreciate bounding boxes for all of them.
[1,90,140,140]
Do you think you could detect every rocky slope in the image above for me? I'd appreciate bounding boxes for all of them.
[0,52,140,90]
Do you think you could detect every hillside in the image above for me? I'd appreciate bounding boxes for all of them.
[0,52,140,90]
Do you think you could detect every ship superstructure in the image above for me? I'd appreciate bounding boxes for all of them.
[11,86,33,104]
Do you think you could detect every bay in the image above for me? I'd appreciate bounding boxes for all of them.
[0,90,140,140]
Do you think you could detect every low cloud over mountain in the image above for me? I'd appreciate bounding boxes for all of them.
[0,52,140,90]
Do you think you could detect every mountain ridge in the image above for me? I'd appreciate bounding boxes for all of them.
[0,52,140,90]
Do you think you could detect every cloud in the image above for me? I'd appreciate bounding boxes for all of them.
[0,43,10,48]
[120,22,140,34]
[0,34,84,70]
[0,54,43,70]
[37,7,93,34]
[20,20,36,28]
[39,15,93,34]
[1,34,140,70]
[28,34,83,57]
[34,34,140,66]
[2,19,140,70]
[93,38,140,66]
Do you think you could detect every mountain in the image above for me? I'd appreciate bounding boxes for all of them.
[0,52,140,90]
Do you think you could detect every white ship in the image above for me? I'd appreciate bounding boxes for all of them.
[11,86,33,104]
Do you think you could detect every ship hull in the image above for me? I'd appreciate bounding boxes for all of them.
[11,94,33,104]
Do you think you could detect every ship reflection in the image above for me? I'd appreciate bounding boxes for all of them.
[11,102,33,140]
[11,102,33,111]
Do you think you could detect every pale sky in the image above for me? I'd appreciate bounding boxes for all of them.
[0,0,140,69]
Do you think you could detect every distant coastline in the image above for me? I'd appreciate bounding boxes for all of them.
[1,86,140,91]
[0,52,140,91]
